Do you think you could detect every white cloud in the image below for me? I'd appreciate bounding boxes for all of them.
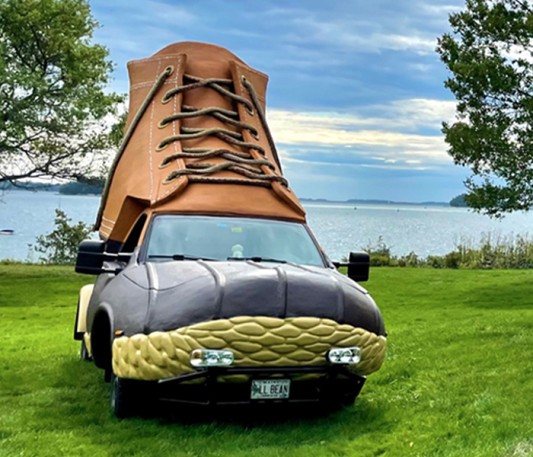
[361,163,430,171]
[504,45,533,65]
[365,33,437,55]
[268,98,456,133]
[387,98,456,127]
[286,15,438,55]
[267,98,457,168]
[420,3,462,17]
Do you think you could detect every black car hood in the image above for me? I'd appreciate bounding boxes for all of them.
[113,260,385,336]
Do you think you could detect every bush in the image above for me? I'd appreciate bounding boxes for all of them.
[364,236,393,266]
[360,233,533,270]
[397,251,419,267]
[445,251,461,269]
[450,234,533,269]
[35,209,93,264]
[426,255,446,269]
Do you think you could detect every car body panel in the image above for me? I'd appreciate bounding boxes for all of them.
[87,256,384,338]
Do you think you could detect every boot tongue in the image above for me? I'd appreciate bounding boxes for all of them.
[153,41,245,79]
[154,42,252,151]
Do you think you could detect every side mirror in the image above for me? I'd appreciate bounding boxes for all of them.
[333,251,370,282]
[75,240,105,275]
[347,251,370,282]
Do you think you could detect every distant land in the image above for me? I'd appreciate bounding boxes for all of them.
[300,197,451,207]
[0,181,62,192]
[0,180,101,195]
[1,181,469,207]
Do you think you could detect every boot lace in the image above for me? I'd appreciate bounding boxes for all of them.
[119,65,287,188]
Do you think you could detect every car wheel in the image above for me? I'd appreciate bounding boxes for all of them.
[80,339,92,361]
[110,375,156,418]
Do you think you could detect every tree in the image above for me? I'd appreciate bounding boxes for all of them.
[437,0,532,216]
[59,178,104,195]
[35,209,92,264]
[449,193,469,207]
[108,110,128,149]
[0,0,123,185]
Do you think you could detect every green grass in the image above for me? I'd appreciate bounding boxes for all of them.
[1,265,532,457]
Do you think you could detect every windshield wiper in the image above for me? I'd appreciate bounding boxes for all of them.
[148,254,218,261]
[227,256,287,263]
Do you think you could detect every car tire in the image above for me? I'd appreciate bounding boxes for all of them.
[111,375,156,419]
[80,339,92,361]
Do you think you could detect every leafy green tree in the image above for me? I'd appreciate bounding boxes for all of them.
[0,0,123,184]
[450,193,468,207]
[437,0,532,216]
[35,209,92,264]
[109,110,128,149]
[59,179,104,195]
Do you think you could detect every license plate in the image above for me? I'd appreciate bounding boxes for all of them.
[251,379,290,400]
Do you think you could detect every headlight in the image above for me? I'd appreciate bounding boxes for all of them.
[190,349,235,367]
[327,346,362,365]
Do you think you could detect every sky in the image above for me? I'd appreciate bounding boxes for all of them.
[89,0,470,203]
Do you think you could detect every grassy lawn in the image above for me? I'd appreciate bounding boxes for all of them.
[1,265,532,457]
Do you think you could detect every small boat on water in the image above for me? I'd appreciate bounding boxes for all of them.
[0,229,15,235]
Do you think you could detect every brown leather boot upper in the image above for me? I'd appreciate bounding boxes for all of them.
[96,42,305,242]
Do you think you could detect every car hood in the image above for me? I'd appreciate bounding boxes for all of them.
[115,260,385,336]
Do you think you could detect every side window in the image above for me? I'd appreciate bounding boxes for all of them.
[122,215,147,253]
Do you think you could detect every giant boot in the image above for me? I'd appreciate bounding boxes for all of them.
[96,41,305,242]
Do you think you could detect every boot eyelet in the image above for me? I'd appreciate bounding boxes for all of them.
[163,174,177,185]
[155,142,169,152]
[158,119,169,129]
[159,160,171,169]
[161,91,172,104]
[251,129,260,140]
[240,76,254,115]
[164,65,175,76]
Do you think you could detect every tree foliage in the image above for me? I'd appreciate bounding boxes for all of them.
[59,178,104,195]
[437,0,533,216]
[35,209,92,264]
[450,193,468,207]
[109,110,128,149]
[0,0,123,184]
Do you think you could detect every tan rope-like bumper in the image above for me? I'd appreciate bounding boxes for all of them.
[112,316,387,381]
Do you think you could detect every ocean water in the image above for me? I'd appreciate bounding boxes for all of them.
[1,190,532,262]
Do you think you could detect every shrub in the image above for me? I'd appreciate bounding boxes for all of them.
[426,256,446,269]
[360,233,533,270]
[445,251,461,269]
[35,209,93,264]
[364,236,393,266]
[451,234,533,269]
[398,251,420,267]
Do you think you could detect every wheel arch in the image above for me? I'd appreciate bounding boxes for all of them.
[90,303,115,372]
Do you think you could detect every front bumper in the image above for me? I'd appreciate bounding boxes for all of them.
[112,316,387,381]
[156,365,366,406]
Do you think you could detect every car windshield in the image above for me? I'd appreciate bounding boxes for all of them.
[144,215,325,267]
